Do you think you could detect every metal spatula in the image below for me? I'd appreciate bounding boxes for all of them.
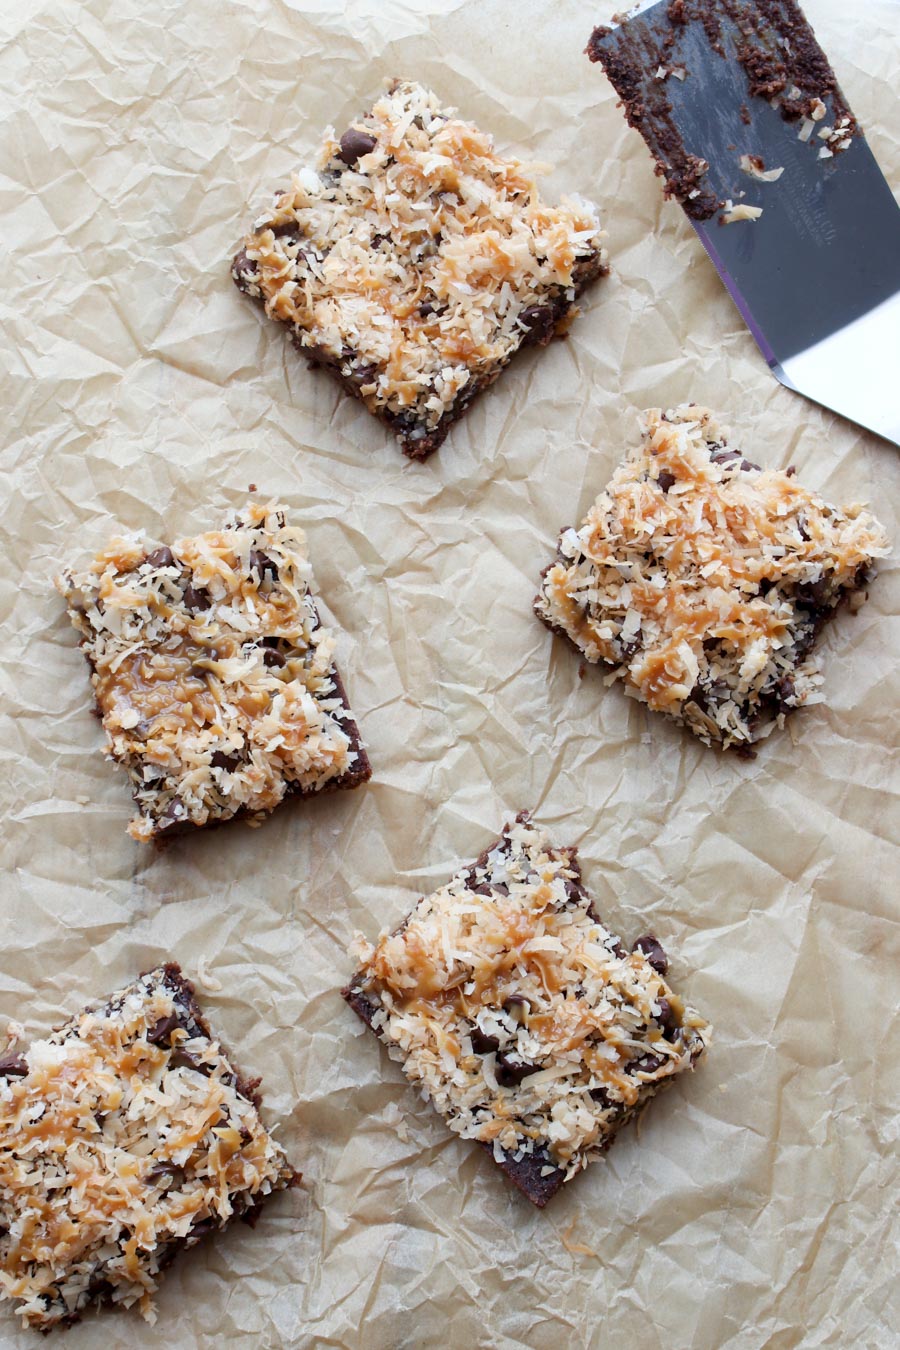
[589,0,900,447]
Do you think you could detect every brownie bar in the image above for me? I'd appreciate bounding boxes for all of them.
[232,79,607,460]
[0,964,296,1331]
[535,405,889,751]
[342,814,710,1206]
[57,502,371,841]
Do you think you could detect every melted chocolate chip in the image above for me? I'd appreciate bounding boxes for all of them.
[144,546,174,569]
[0,1053,27,1078]
[518,303,556,346]
[632,933,669,975]
[249,550,278,583]
[588,1085,612,1108]
[629,1052,666,1076]
[147,1161,186,1187]
[232,249,259,290]
[795,577,831,612]
[655,997,679,1040]
[263,647,286,669]
[169,1048,213,1077]
[211,749,242,771]
[503,995,530,1022]
[470,1027,500,1055]
[157,798,188,831]
[338,128,378,165]
[146,1014,181,1047]
[182,583,211,613]
[496,1055,541,1088]
[657,470,676,493]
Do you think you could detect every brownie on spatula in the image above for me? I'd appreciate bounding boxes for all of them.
[0,964,296,1330]
[343,814,710,1206]
[232,79,607,459]
[535,404,889,750]
[57,501,371,841]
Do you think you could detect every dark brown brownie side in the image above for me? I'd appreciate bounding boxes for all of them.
[233,251,607,461]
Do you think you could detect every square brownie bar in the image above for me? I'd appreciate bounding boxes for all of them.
[57,502,371,841]
[535,405,889,750]
[232,78,607,460]
[342,814,710,1206]
[0,964,296,1330]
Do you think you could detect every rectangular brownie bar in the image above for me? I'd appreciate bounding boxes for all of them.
[57,501,371,841]
[0,964,296,1330]
[535,405,889,750]
[232,78,607,460]
[342,814,710,1206]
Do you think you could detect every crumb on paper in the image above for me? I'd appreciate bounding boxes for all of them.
[3,1021,24,1049]
[195,957,223,993]
[561,1222,599,1258]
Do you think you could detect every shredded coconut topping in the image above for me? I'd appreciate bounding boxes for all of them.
[0,966,294,1330]
[233,79,606,453]
[346,817,710,1182]
[535,405,889,749]
[57,502,367,840]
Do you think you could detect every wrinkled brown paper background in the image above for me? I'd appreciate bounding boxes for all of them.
[1,0,898,1345]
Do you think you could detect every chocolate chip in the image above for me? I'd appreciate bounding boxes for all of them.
[272,221,302,243]
[740,458,760,472]
[629,1053,666,1076]
[759,577,775,596]
[518,303,556,345]
[211,749,242,771]
[607,938,627,959]
[338,128,377,165]
[785,465,797,477]
[182,583,211,613]
[146,1014,181,1047]
[710,447,741,465]
[589,1085,613,1108]
[232,249,259,290]
[470,1027,500,1055]
[249,550,278,583]
[564,878,585,905]
[632,934,669,975]
[657,470,676,493]
[157,798,187,831]
[418,301,436,317]
[263,647,286,669]
[169,1048,213,1077]
[147,1161,186,1187]
[190,1216,218,1238]
[655,998,679,1040]
[776,675,796,707]
[144,546,174,569]
[496,1055,540,1087]
[795,577,831,612]
[503,995,530,1022]
[0,1053,27,1078]
[797,516,810,542]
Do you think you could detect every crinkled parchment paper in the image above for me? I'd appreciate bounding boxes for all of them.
[1,0,898,1345]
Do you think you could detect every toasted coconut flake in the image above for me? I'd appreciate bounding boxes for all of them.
[721,201,764,223]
